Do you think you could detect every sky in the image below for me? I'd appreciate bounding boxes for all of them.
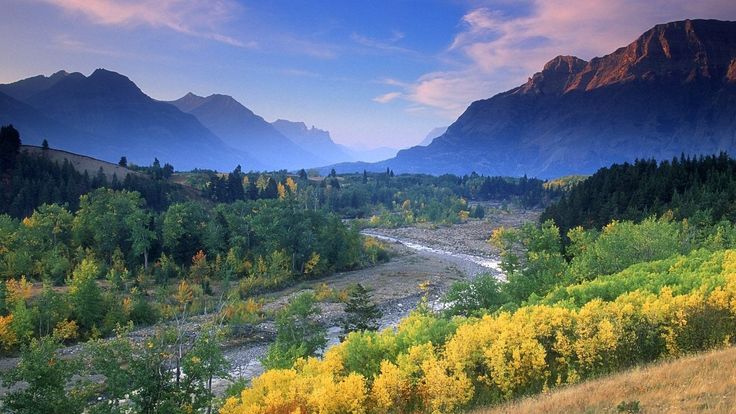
[2,0,736,149]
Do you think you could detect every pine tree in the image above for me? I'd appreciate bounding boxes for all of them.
[0,124,21,172]
[340,283,382,338]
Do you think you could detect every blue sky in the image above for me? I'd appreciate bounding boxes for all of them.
[3,0,736,149]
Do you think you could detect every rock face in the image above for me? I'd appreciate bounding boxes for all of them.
[0,69,256,171]
[349,19,736,178]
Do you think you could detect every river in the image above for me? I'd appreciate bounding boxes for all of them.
[217,229,505,392]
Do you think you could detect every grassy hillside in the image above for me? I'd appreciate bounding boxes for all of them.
[21,144,140,180]
[474,346,736,414]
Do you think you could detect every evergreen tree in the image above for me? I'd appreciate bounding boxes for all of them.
[41,139,49,150]
[118,156,127,167]
[227,165,245,201]
[0,124,21,172]
[340,283,382,338]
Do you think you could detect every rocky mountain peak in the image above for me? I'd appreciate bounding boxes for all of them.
[572,19,736,91]
[520,55,588,95]
[517,20,736,96]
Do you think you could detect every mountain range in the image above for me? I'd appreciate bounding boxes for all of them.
[0,70,363,171]
[333,19,736,178]
[3,19,733,177]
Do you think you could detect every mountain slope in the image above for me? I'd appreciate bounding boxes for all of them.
[0,89,103,153]
[170,94,321,169]
[1,69,257,171]
[418,126,447,146]
[338,19,736,178]
[271,119,352,165]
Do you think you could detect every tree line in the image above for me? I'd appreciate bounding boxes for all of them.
[541,153,736,237]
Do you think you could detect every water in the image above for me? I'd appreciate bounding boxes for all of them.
[361,231,503,274]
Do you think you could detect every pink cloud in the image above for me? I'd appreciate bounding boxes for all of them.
[40,0,252,47]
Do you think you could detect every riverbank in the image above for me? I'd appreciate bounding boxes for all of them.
[0,211,540,398]
[216,211,540,393]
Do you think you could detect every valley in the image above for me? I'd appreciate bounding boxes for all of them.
[3,6,736,413]
[217,213,530,393]
[0,213,527,399]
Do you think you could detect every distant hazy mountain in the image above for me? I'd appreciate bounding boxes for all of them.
[271,119,352,165]
[333,19,736,178]
[418,127,448,146]
[170,94,322,169]
[0,69,257,171]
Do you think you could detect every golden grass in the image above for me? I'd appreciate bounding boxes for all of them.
[472,346,736,414]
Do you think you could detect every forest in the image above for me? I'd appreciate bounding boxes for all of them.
[541,153,736,237]
[220,155,736,413]
[0,125,561,413]
[4,122,736,413]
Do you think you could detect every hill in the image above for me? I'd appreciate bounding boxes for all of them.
[20,145,140,180]
[473,346,736,414]
[333,19,736,178]
[1,139,198,217]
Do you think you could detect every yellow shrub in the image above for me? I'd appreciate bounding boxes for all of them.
[52,319,79,342]
[314,283,335,302]
[223,249,736,414]
[308,372,367,414]
[419,356,473,413]
[221,369,308,414]
[483,317,547,397]
[371,361,411,413]
[444,315,500,376]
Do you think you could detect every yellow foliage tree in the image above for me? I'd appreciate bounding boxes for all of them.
[277,182,287,200]
[286,177,298,194]
[6,276,33,306]
[0,314,17,352]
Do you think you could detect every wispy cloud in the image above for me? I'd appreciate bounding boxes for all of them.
[389,0,736,118]
[351,32,421,57]
[40,0,254,48]
[373,91,401,103]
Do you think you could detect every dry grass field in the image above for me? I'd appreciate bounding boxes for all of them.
[473,346,736,414]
